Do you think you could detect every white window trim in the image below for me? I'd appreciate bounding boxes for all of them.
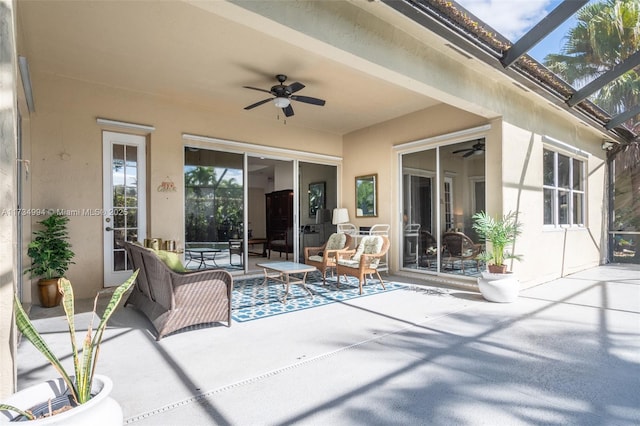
[542,147,587,229]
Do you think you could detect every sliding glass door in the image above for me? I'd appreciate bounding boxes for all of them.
[401,140,486,277]
[184,148,244,270]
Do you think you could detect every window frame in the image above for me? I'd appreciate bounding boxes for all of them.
[542,147,586,228]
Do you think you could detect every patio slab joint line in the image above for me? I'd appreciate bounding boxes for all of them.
[124,303,474,424]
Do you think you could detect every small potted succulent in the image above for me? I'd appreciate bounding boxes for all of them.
[24,213,75,307]
[0,271,138,424]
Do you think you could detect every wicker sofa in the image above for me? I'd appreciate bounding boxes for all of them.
[123,242,233,340]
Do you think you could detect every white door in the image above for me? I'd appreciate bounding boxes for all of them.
[103,131,146,287]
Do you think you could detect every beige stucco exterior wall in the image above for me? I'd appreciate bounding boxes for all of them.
[343,96,606,286]
[343,104,488,271]
[0,0,17,398]
[26,72,342,301]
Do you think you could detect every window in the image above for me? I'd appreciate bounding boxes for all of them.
[543,149,585,226]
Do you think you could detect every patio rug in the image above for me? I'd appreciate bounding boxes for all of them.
[231,272,406,322]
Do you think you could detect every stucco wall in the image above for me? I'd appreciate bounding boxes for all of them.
[343,104,488,270]
[0,0,17,398]
[343,98,606,286]
[26,72,342,300]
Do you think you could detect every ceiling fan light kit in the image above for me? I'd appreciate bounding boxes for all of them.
[244,74,326,118]
[273,97,290,108]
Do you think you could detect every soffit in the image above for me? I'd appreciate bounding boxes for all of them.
[16,0,442,136]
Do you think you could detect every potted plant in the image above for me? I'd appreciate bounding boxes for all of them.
[471,210,523,302]
[0,271,138,424]
[24,213,75,307]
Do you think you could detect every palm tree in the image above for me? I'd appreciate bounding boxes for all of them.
[544,0,639,261]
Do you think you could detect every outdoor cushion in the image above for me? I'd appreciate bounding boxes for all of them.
[154,249,187,273]
[309,255,324,263]
[325,233,347,250]
[337,258,378,269]
[351,236,384,265]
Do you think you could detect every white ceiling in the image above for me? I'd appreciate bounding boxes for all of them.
[16,0,442,135]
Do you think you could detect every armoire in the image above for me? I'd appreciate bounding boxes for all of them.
[265,189,294,258]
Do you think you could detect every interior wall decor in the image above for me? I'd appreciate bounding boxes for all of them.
[308,181,325,218]
[355,174,377,217]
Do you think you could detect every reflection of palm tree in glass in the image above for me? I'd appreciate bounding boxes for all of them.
[544,0,639,257]
[185,166,243,242]
[357,182,374,215]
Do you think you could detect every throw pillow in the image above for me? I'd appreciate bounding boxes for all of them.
[352,236,383,262]
[154,249,187,273]
[325,233,347,250]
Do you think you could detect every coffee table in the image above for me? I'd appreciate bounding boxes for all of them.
[256,261,317,303]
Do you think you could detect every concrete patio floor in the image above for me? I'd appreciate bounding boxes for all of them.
[15,264,640,425]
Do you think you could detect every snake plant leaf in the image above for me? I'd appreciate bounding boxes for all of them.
[9,270,139,410]
[0,404,35,421]
[13,294,76,401]
[58,278,80,400]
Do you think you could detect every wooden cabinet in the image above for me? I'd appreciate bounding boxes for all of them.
[265,189,294,259]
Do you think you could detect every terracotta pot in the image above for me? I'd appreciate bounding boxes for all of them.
[37,278,62,308]
[487,264,507,274]
[0,375,122,425]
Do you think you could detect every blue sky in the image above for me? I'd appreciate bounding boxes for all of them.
[456,0,587,63]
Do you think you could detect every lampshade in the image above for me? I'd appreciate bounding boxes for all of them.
[332,208,349,225]
[273,97,291,108]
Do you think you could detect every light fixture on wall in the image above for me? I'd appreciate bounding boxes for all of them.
[332,208,349,225]
[601,140,615,151]
[273,97,291,108]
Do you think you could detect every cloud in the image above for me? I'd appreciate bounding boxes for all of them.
[456,0,555,40]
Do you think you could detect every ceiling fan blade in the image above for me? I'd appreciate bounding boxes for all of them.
[291,95,326,106]
[243,86,273,94]
[452,148,472,154]
[244,98,273,110]
[463,150,475,158]
[283,104,294,117]
[288,82,305,93]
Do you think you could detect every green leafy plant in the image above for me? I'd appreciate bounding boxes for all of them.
[0,271,138,420]
[472,211,523,271]
[24,213,75,280]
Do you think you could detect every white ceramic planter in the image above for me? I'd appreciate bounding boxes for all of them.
[478,272,519,303]
[0,375,122,425]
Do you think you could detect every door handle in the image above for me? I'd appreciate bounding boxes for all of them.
[105,227,113,232]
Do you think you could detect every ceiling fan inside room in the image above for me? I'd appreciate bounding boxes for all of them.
[243,74,326,117]
[452,139,485,157]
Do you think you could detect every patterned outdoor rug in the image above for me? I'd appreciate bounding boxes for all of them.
[232,271,406,322]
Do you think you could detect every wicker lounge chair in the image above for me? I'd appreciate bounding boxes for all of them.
[304,232,353,284]
[123,242,233,340]
[335,235,390,294]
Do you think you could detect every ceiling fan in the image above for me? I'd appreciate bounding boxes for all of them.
[243,74,326,117]
[452,139,485,157]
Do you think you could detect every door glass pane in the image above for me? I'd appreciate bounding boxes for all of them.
[185,148,244,271]
[113,250,126,271]
[113,211,125,228]
[127,208,138,228]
